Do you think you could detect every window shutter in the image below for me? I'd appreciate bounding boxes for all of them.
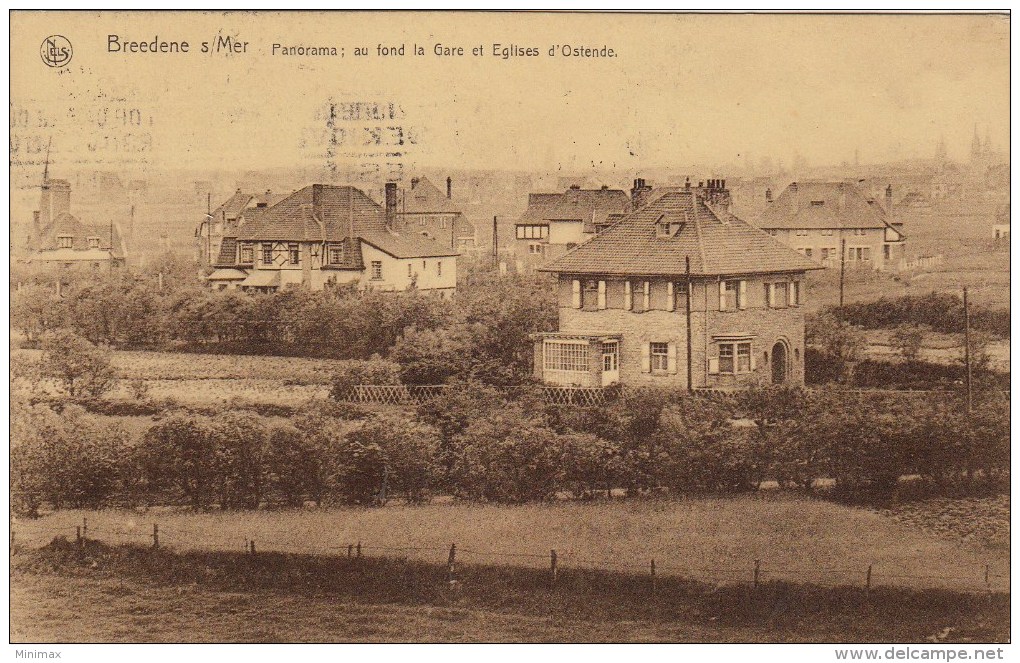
[624,281,633,310]
[767,283,775,308]
[738,280,747,309]
[641,343,651,373]
[643,281,650,311]
[750,350,757,371]
[572,279,581,309]
[718,281,727,311]
[667,342,677,374]
[708,356,719,374]
[667,282,675,311]
[597,280,607,309]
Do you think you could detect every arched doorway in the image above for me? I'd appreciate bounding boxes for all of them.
[771,341,788,384]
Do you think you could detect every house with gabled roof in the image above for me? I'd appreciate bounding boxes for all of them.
[755,181,906,271]
[26,176,127,270]
[513,185,631,271]
[206,183,458,296]
[396,176,476,250]
[196,189,287,265]
[532,182,821,390]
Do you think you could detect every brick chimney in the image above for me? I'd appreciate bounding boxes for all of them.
[789,182,799,213]
[630,178,652,209]
[765,187,773,204]
[385,182,398,230]
[446,176,452,199]
[885,184,893,214]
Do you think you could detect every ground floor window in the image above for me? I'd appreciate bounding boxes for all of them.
[544,341,589,373]
[650,342,669,371]
[718,341,752,374]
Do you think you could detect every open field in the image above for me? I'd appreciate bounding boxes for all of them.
[13,494,1008,594]
[10,538,1009,643]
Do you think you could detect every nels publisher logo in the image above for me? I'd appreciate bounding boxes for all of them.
[40,35,72,67]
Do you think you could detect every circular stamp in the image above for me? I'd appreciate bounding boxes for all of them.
[40,35,73,68]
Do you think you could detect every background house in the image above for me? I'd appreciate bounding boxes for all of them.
[396,176,477,251]
[206,183,458,296]
[755,180,906,271]
[513,185,631,271]
[533,185,821,390]
[196,189,287,265]
[25,176,127,270]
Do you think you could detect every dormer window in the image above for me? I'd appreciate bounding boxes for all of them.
[810,200,825,207]
[57,235,72,249]
[328,244,344,265]
[655,215,682,238]
[87,237,100,249]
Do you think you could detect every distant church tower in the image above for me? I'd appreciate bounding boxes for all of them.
[970,124,983,162]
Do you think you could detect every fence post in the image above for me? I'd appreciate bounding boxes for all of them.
[250,540,256,557]
[152,523,159,550]
[356,541,362,558]
[347,544,353,558]
[82,517,88,539]
[448,543,457,584]
[650,559,657,594]
[550,549,558,586]
[753,559,761,588]
[866,564,872,592]
[76,526,82,545]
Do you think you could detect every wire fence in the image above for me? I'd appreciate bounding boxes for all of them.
[11,516,1009,595]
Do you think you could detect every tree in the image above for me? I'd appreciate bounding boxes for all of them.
[41,329,117,399]
[11,283,62,345]
[806,312,866,383]
[266,423,323,507]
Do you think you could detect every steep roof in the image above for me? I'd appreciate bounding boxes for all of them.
[401,176,460,215]
[518,187,631,233]
[237,185,387,242]
[360,230,459,259]
[35,212,126,258]
[756,181,896,230]
[540,191,820,277]
[214,190,257,220]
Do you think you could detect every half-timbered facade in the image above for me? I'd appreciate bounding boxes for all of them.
[206,183,458,296]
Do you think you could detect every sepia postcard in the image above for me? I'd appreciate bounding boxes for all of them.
[7,9,1011,656]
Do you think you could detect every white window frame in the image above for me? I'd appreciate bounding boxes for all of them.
[261,243,274,266]
[57,235,73,249]
[328,244,344,264]
[87,236,101,249]
[371,260,383,280]
[288,243,300,265]
[543,340,590,382]
[650,342,670,372]
[712,341,754,375]
[240,244,254,264]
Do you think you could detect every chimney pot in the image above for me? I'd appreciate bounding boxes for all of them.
[446,176,452,199]
[765,187,773,203]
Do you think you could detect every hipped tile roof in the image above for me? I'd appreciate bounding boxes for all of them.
[756,181,897,231]
[540,191,820,277]
[518,187,631,233]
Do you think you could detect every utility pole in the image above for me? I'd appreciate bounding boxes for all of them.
[963,286,973,413]
[207,192,212,264]
[685,255,693,392]
[492,215,498,268]
[839,238,847,313]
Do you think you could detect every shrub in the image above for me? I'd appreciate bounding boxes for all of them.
[329,357,402,401]
[343,412,441,502]
[450,406,563,503]
[138,414,219,510]
[209,412,270,509]
[890,324,924,362]
[266,423,324,507]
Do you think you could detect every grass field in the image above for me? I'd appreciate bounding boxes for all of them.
[10,538,1009,643]
[14,494,1008,594]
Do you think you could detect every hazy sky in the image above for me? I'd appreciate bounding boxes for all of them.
[10,12,1010,178]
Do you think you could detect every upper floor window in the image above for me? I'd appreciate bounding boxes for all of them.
[853,228,867,236]
[516,224,549,240]
[439,218,448,229]
[528,243,543,255]
[371,260,383,280]
[87,237,100,249]
[261,243,274,266]
[288,243,300,265]
[810,200,825,207]
[328,244,344,264]
[820,229,834,236]
[240,244,254,264]
[719,280,746,311]
[57,235,72,249]
[408,263,413,278]
[795,229,809,236]
[766,229,778,236]
[437,261,442,277]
